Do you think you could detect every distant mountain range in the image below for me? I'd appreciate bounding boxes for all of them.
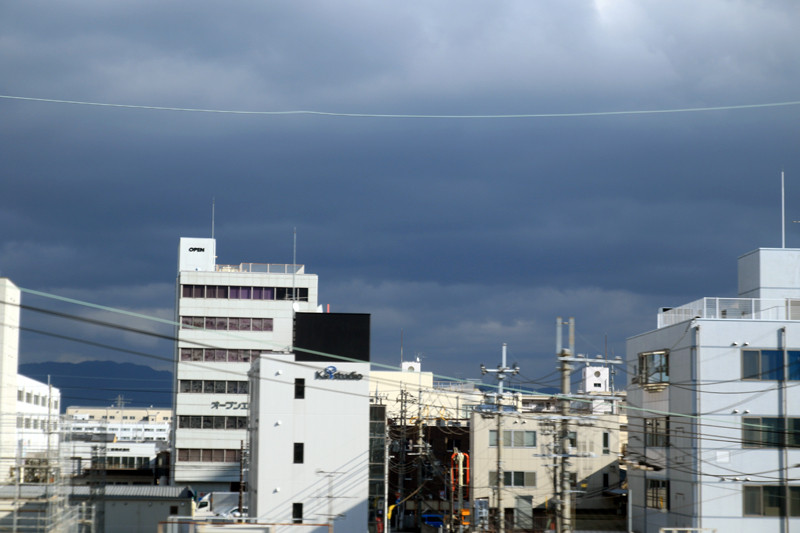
[19,361,173,412]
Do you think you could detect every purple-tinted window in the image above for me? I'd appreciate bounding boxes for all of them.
[239,286,251,299]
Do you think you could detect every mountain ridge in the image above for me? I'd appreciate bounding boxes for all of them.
[19,360,173,411]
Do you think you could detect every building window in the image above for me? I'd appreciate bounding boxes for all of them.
[295,378,305,399]
[645,417,669,447]
[294,443,304,464]
[489,430,536,447]
[489,471,536,487]
[292,502,303,523]
[176,448,241,463]
[743,349,800,380]
[744,486,800,517]
[743,417,800,448]
[639,350,669,387]
[180,316,272,332]
[178,416,247,430]
[17,390,23,401]
[603,432,610,454]
[646,479,669,510]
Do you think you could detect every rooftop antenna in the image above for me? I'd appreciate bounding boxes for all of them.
[782,170,786,248]
[400,328,404,364]
[212,197,215,239]
[292,227,297,302]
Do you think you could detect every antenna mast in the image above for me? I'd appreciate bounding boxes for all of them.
[212,197,215,239]
[292,227,297,302]
[782,170,786,248]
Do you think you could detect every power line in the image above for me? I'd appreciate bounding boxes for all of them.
[2,94,800,119]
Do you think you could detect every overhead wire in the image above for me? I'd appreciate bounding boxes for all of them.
[2,94,800,119]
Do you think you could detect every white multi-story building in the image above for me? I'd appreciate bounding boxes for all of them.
[627,248,800,532]
[172,237,319,493]
[249,350,371,531]
[16,375,60,458]
[0,279,62,484]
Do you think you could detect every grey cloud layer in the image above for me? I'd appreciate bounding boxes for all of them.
[2,0,800,381]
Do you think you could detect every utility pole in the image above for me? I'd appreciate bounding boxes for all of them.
[559,347,573,533]
[238,441,245,515]
[556,317,575,533]
[552,317,623,533]
[480,343,519,533]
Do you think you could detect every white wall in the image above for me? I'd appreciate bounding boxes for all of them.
[250,354,370,533]
[0,279,20,483]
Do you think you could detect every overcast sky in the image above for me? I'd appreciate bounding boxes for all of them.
[2,1,800,392]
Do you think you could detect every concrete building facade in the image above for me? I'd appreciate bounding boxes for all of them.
[172,237,319,492]
[248,340,371,530]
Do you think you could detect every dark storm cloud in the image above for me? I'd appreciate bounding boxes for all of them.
[2,1,800,385]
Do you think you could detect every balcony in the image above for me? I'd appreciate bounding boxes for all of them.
[658,297,800,328]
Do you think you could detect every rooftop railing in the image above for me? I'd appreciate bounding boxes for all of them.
[216,263,304,274]
[658,297,798,328]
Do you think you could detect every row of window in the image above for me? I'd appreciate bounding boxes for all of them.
[180,316,274,332]
[17,390,59,410]
[650,482,800,516]
[744,485,800,517]
[637,348,800,388]
[176,448,242,463]
[489,471,536,487]
[177,416,248,430]
[83,415,172,421]
[179,380,249,394]
[91,456,151,469]
[17,417,57,431]
[182,284,309,301]
[489,430,537,448]
[743,417,800,448]
[743,349,800,381]
[180,348,273,363]
[640,416,800,449]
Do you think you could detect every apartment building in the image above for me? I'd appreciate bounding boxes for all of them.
[626,248,800,532]
[470,369,624,531]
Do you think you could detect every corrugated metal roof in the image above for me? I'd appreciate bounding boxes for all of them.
[0,484,192,500]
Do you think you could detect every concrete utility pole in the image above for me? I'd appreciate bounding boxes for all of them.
[559,347,573,533]
[480,343,519,533]
[556,317,575,533]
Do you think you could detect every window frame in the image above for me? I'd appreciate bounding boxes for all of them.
[639,350,669,389]
[646,479,669,510]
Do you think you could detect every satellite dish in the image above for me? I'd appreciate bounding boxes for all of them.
[292,302,300,312]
